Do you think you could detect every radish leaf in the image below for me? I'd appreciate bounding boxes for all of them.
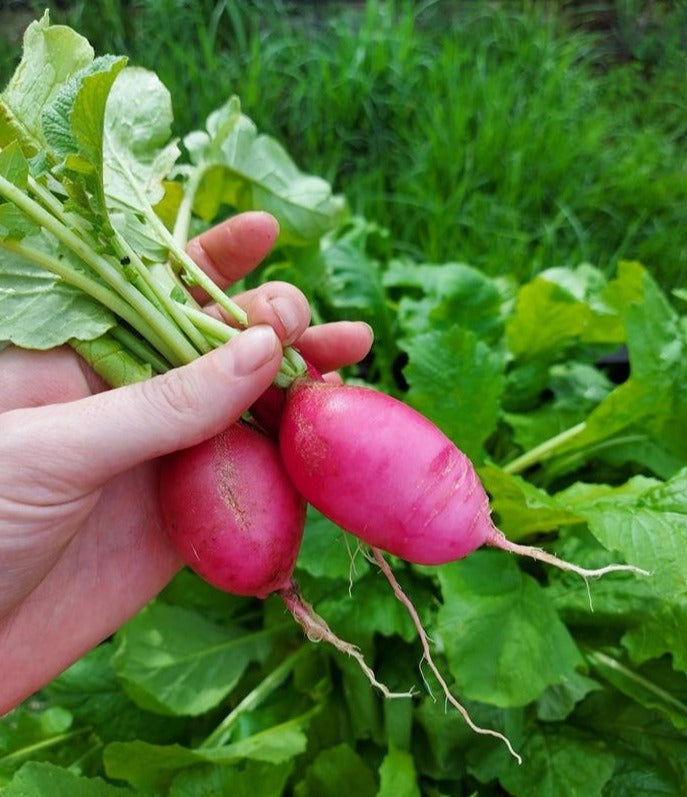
[402,326,505,462]
[0,13,94,153]
[437,551,584,707]
[2,762,133,796]
[182,96,346,246]
[0,242,115,348]
[111,602,273,717]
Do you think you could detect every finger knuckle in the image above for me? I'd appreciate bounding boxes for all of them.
[143,370,204,426]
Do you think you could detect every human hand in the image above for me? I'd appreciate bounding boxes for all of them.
[0,211,373,714]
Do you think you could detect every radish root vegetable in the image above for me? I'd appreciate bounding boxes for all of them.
[279,378,648,578]
[159,420,411,700]
[277,378,650,761]
[160,421,306,599]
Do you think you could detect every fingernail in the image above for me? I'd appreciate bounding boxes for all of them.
[229,325,280,376]
[362,322,375,341]
[269,296,300,340]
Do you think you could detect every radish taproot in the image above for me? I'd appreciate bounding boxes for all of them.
[158,420,412,699]
[278,377,649,764]
[159,421,305,599]
[279,378,648,579]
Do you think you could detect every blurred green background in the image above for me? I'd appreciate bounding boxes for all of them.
[2,0,686,289]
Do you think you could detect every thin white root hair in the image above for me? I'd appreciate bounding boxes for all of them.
[279,585,414,700]
[343,535,364,598]
[372,548,523,765]
[418,658,437,702]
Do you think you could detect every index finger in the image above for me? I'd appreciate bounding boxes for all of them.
[185,211,280,304]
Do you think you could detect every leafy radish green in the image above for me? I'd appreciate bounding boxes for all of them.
[0,12,342,383]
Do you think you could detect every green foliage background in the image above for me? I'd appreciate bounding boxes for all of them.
[2,0,687,290]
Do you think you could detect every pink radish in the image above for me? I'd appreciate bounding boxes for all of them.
[279,378,648,577]
[249,383,287,439]
[158,420,412,699]
[249,360,322,438]
[159,421,305,598]
[278,378,649,763]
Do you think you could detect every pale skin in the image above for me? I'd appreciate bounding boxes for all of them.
[0,211,373,715]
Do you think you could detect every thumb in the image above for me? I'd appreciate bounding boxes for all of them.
[2,325,283,494]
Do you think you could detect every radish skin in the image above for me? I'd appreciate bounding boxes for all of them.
[159,421,305,599]
[158,420,412,700]
[261,371,517,564]
[278,377,649,763]
[250,359,321,438]
[250,383,287,438]
[279,379,492,565]
[279,379,649,580]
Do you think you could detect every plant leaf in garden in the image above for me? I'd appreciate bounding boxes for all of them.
[384,259,506,343]
[296,507,369,582]
[376,746,422,797]
[535,671,601,722]
[167,761,293,797]
[104,716,310,792]
[436,551,584,707]
[550,262,687,475]
[507,276,592,361]
[0,244,115,349]
[402,326,505,462]
[473,726,616,797]
[478,465,583,539]
[294,743,377,797]
[0,13,94,153]
[0,705,78,782]
[317,220,392,330]
[111,602,274,716]
[182,96,346,245]
[585,650,687,731]
[43,644,186,745]
[622,598,687,672]
[556,468,687,599]
[2,762,134,796]
[69,335,153,386]
[43,55,127,168]
[102,66,182,257]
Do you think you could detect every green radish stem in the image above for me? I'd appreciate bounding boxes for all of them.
[176,304,240,345]
[0,171,307,386]
[586,649,687,718]
[107,326,170,374]
[141,203,249,326]
[111,230,213,355]
[172,161,205,248]
[371,548,523,765]
[149,176,307,382]
[29,171,201,346]
[0,236,181,364]
[0,726,92,766]
[503,422,587,475]
[0,173,199,365]
[200,644,311,748]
